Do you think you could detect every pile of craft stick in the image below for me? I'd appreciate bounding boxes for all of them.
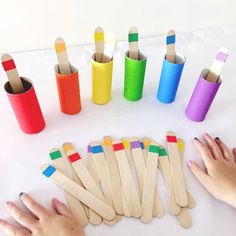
[41,131,195,228]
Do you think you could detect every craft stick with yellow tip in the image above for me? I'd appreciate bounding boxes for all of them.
[166,29,176,63]
[94,27,104,62]
[1,54,24,93]
[128,26,139,60]
[49,148,88,227]
[54,37,71,74]
[41,164,115,220]
[121,138,133,166]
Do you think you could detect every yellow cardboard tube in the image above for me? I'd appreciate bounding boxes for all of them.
[92,54,113,104]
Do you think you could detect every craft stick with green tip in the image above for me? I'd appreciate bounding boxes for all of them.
[49,148,88,227]
[158,145,181,215]
[94,27,104,62]
[41,164,115,220]
[166,30,176,63]
[54,37,71,74]
[1,54,25,93]
[112,140,142,217]
[104,33,117,62]
[166,131,188,207]
[206,47,229,82]
[128,27,139,60]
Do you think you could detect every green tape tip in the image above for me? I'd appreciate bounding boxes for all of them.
[50,150,62,160]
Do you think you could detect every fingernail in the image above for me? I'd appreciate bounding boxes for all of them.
[19,192,24,198]
[52,198,59,203]
[187,160,193,168]
[5,201,12,207]
[194,137,198,140]
[215,137,220,141]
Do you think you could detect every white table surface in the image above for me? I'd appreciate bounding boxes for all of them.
[0,25,236,236]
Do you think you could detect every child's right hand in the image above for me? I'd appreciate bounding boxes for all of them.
[188,133,236,208]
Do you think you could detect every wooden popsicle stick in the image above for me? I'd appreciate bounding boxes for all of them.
[1,54,25,93]
[142,137,152,162]
[121,138,133,166]
[54,37,71,74]
[49,149,88,227]
[103,136,123,215]
[166,131,188,207]
[41,164,115,220]
[128,27,139,60]
[94,27,104,62]
[158,146,181,215]
[112,140,142,217]
[166,29,176,63]
[104,32,117,62]
[206,47,229,82]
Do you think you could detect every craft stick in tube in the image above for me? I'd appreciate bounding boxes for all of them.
[166,30,176,63]
[104,33,117,62]
[94,27,104,62]
[41,164,115,220]
[206,47,228,82]
[54,37,71,74]
[128,27,139,60]
[1,54,25,93]
[112,140,142,217]
[166,131,188,207]
[49,149,88,227]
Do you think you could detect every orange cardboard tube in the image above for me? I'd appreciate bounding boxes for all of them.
[55,64,82,115]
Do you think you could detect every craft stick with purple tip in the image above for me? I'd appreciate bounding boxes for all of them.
[1,54,24,93]
[128,27,139,60]
[166,131,188,207]
[206,47,228,82]
[166,30,176,63]
[94,27,104,63]
[41,164,115,220]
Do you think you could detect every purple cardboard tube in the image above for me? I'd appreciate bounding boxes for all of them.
[185,69,221,122]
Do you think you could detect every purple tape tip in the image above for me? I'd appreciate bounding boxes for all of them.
[216,52,228,62]
[131,141,141,149]
[87,145,92,153]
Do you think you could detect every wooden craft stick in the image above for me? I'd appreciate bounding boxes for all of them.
[128,27,139,60]
[41,164,115,220]
[104,33,117,62]
[49,149,88,227]
[121,138,133,166]
[142,137,152,161]
[166,131,188,207]
[94,27,104,62]
[206,47,229,82]
[112,140,142,217]
[1,54,24,93]
[166,29,176,63]
[54,37,71,74]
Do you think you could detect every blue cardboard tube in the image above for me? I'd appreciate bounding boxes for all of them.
[157,54,185,103]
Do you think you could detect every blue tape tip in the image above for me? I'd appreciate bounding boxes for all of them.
[166,35,175,45]
[42,165,56,177]
[91,145,103,154]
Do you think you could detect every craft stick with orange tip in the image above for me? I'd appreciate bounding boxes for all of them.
[1,54,24,93]
[142,137,152,161]
[41,164,115,221]
[94,27,104,62]
[166,131,188,207]
[166,30,176,63]
[128,27,139,60]
[49,148,88,227]
[54,37,71,74]
[112,140,142,217]
[206,47,229,82]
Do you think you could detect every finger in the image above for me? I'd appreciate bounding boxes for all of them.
[233,148,236,163]
[203,133,224,160]
[51,198,72,217]
[215,138,234,162]
[20,193,51,219]
[5,201,37,231]
[0,219,31,236]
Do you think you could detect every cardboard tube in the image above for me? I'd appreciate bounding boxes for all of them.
[124,51,147,101]
[92,54,113,105]
[157,53,185,103]
[185,69,221,122]
[55,64,81,115]
[4,77,45,134]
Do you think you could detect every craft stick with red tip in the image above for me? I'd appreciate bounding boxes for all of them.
[1,54,24,93]
[94,27,104,62]
[166,131,188,207]
[49,148,88,227]
[112,140,142,217]
[206,47,229,82]
[54,37,71,74]
[128,27,139,60]
[166,30,176,63]
[41,164,115,221]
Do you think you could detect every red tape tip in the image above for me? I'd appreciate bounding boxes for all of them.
[112,143,124,151]
[167,135,177,143]
[68,153,81,163]
[2,59,16,71]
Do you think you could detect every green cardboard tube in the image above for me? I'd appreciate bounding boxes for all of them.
[124,51,147,101]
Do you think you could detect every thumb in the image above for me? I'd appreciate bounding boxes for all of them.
[233,148,236,162]
[51,198,72,217]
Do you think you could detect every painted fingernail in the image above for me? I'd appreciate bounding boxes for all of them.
[187,160,193,168]
[19,192,24,198]
[194,137,198,140]
[215,137,220,141]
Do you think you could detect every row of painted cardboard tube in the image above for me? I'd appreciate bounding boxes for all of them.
[3,51,222,135]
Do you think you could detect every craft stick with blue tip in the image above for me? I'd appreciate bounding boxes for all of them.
[50,148,88,227]
[128,27,139,60]
[94,27,104,63]
[41,164,115,220]
[166,30,176,63]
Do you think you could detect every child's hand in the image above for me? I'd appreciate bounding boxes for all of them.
[0,193,85,236]
[188,133,236,208]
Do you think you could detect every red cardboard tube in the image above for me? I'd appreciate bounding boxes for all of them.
[55,64,81,115]
[4,77,45,134]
